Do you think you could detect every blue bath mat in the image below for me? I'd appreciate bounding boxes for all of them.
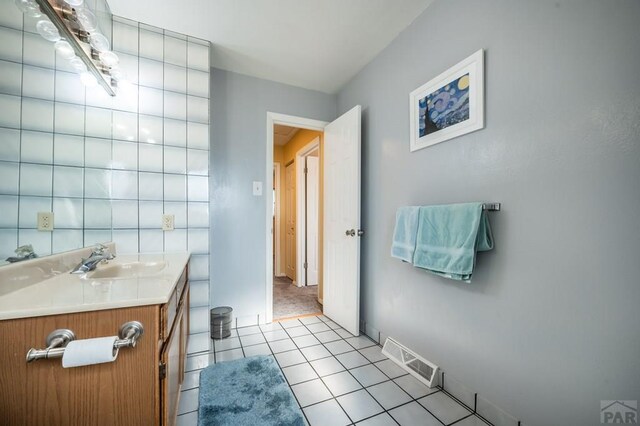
[198,355,304,426]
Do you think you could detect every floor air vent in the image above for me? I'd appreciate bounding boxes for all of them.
[382,337,439,388]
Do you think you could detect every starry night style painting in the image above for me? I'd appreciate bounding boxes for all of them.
[419,74,470,137]
[410,49,484,152]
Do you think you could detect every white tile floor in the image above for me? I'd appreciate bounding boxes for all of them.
[177,314,494,426]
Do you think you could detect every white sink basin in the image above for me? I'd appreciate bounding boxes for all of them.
[88,261,167,279]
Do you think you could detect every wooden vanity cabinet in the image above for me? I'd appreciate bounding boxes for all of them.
[0,266,191,426]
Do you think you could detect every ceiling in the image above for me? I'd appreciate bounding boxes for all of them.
[107,0,433,94]
[274,125,299,146]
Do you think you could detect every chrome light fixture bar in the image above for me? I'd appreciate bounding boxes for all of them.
[32,0,117,96]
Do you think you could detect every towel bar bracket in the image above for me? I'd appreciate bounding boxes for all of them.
[482,203,501,211]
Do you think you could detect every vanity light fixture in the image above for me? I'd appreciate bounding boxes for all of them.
[14,0,122,96]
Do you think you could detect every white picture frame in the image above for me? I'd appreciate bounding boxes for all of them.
[409,49,484,152]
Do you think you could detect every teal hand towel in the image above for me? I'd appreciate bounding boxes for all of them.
[391,206,420,263]
[413,203,493,282]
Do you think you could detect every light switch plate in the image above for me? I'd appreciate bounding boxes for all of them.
[253,181,263,196]
[162,214,175,231]
[37,212,54,231]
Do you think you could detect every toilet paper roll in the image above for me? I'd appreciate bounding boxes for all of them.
[62,336,119,368]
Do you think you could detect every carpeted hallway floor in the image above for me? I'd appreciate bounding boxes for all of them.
[273,276,322,320]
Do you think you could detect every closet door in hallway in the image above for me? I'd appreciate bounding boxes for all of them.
[306,155,320,286]
[285,162,296,282]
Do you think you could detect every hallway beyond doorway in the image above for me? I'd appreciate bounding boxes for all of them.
[273,276,322,320]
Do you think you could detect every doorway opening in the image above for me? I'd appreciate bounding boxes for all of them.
[266,107,362,334]
[272,124,323,320]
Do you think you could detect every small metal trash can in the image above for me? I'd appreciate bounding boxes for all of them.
[210,306,233,339]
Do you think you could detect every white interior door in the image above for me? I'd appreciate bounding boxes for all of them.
[306,156,320,286]
[323,105,361,336]
[285,163,296,282]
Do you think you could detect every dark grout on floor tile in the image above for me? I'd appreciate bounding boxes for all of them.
[180,313,487,426]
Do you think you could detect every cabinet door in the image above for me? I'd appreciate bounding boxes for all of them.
[179,286,189,385]
[161,302,184,426]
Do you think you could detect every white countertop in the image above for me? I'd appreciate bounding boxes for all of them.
[0,252,190,320]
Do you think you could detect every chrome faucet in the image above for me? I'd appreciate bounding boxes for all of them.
[6,244,38,263]
[70,244,115,274]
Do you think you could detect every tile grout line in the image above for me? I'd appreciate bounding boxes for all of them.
[295,317,408,425]
[279,318,357,425]
[181,315,490,426]
[299,317,479,426]
[254,320,314,426]
[286,318,393,424]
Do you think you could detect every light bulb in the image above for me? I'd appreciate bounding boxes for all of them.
[99,51,119,67]
[54,40,75,59]
[75,8,97,31]
[89,33,109,52]
[15,0,40,15]
[69,56,87,73]
[36,19,61,42]
[14,0,41,18]
[63,0,83,6]
[80,72,97,87]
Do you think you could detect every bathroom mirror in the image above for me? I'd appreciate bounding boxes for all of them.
[0,0,116,267]
[0,0,212,268]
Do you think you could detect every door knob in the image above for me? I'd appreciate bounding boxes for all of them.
[357,229,365,237]
[345,229,355,236]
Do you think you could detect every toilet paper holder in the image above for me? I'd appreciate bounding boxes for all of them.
[26,321,144,363]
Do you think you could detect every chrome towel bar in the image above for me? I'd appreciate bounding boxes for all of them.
[26,321,144,363]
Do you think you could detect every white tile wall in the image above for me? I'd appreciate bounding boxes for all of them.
[139,115,163,144]
[22,98,53,132]
[139,58,164,89]
[21,131,53,164]
[139,172,163,200]
[139,27,163,61]
[0,128,20,161]
[165,119,187,147]
[22,65,54,100]
[23,32,53,68]
[0,0,21,29]
[85,107,112,139]
[53,134,84,166]
[0,95,21,129]
[0,60,22,96]
[164,202,187,228]
[0,27,22,62]
[0,13,211,346]
[54,102,85,135]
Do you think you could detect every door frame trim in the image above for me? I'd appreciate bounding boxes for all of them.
[273,162,283,277]
[266,113,328,324]
[295,137,320,287]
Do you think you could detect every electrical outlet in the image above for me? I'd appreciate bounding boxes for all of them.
[162,214,175,231]
[37,212,54,231]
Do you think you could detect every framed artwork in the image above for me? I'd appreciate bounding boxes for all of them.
[409,49,484,152]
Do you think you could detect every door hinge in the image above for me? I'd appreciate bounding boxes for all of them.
[304,167,308,174]
[304,262,308,269]
[159,362,167,380]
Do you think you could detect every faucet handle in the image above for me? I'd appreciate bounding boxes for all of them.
[92,243,108,255]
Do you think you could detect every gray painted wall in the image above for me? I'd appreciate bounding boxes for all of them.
[337,1,640,425]
[210,69,336,322]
